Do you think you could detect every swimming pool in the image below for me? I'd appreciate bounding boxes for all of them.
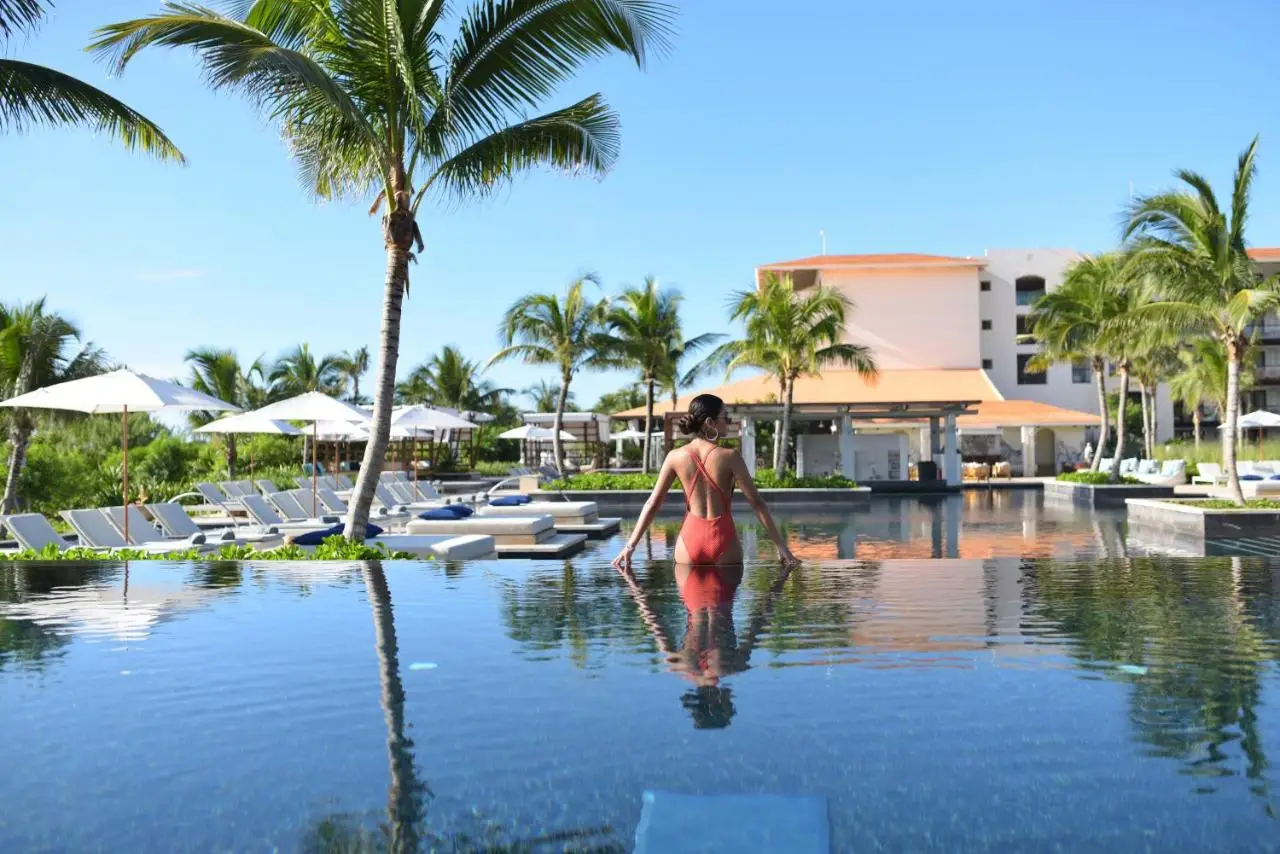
[2,498,1279,851]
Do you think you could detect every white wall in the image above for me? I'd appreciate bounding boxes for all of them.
[798,431,909,481]
[817,267,983,369]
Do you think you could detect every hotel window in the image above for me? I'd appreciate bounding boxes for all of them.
[982,358,993,370]
[979,280,991,292]
[1015,275,1046,307]
[1015,315,1035,342]
[1017,354,1046,385]
[1071,359,1091,384]
[981,319,992,331]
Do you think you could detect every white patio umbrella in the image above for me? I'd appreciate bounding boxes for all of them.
[393,406,479,481]
[195,413,302,477]
[0,370,239,542]
[246,392,369,515]
[1225,410,1280,460]
[498,425,575,441]
[610,428,648,441]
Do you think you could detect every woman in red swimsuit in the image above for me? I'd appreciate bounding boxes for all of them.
[613,394,798,571]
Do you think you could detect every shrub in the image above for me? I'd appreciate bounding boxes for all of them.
[0,535,415,562]
[1056,471,1141,485]
[548,470,858,490]
[753,470,856,489]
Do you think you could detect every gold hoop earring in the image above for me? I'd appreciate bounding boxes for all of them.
[703,427,720,443]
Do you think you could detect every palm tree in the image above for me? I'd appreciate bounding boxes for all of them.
[93,1,673,540]
[400,345,509,411]
[490,276,612,475]
[336,346,370,404]
[185,347,256,476]
[1123,137,1280,505]
[268,343,342,397]
[1025,253,1128,470]
[697,273,877,477]
[0,299,108,514]
[523,379,574,413]
[604,277,721,472]
[1169,339,1255,453]
[1,1,182,160]
[1131,340,1181,460]
[1096,275,1152,480]
[593,384,645,414]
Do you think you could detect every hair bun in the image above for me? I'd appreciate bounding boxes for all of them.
[675,413,699,435]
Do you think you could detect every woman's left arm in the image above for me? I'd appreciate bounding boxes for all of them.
[612,454,679,571]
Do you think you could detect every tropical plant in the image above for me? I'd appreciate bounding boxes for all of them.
[0,1,181,160]
[335,346,370,404]
[0,299,108,514]
[696,273,877,476]
[268,343,342,397]
[593,384,645,414]
[1169,339,1254,451]
[490,276,613,474]
[185,347,253,477]
[92,0,674,540]
[1095,274,1154,479]
[604,277,721,472]
[1131,340,1181,460]
[1123,136,1280,505]
[523,378,574,413]
[399,345,509,412]
[1025,252,1128,470]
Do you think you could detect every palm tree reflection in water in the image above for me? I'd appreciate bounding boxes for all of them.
[620,563,793,729]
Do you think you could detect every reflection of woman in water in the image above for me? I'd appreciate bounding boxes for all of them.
[612,393,798,570]
[620,562,793,728]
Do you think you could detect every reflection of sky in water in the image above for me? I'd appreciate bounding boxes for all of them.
[0,530,1278,850]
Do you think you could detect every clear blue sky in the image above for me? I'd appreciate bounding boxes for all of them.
[4,0,1280,411]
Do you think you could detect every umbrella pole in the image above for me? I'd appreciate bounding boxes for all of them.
[413,433,418,484]
[122,405,130,544]
[311,421,318,517]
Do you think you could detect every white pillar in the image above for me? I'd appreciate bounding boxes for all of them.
[840,415,856,479]
[1020,426,1037,477]
[929,417,941,461]
[796,434,807,477]
[740,417,757,476]
[943,414,960,485]
[614,438,623,466]
[918,426,931,463]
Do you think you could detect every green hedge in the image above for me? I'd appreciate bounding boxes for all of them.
[547,470,858,491]
[0,535,416,562]
[1056,471,1141,485]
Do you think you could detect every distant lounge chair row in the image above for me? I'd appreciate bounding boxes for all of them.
[1099,458,1187,486]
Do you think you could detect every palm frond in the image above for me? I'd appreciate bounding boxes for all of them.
[0,0,48,39]
[0,59,184,160]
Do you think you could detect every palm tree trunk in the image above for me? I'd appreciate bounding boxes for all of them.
[1092,358,1109,471]
[1193,407,1202,452]
[776,378,795,477]
[1,424,31,515]
[641,377,655,474]
[1109,363,1130,482]
[1139,383,1151,459]
[771,421,781,470]
[227,434,237,480]
[346,193,412,540]
[361,564,426,854]
[1225,341,1246,506]
[552,371,572,477]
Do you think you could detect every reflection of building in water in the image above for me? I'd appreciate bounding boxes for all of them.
[0,580,223,642]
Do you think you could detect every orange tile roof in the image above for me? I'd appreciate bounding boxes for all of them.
[1248,247,1280,261]
[615,368,1003,418]
[760,253,985,270]
[958,400,1100,428]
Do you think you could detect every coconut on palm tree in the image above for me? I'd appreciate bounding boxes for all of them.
[1123,137,1280,505]
[269,343,342,397]
[93,0,673,540]
[604,277,721,472]
[1,1,181,160]
[697,273,877,477]
[0,299,108,514]
[1025,252,1129,470]
[490,277,612,475]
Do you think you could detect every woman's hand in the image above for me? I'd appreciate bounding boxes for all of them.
[612,544,636,572]
[779,546,801,568]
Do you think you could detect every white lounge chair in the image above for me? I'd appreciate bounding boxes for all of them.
[1191,462,1225,485]
[1,513,77,553]
[240,494,337,533]
[269,490,348,526]
[1133,460,1187,487]
[146,502,282,546]
[60,508,214,554]
[405,513,586,557]
[105,505,213,548]
[195,482,242,515]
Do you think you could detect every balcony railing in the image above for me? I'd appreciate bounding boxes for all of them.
[1255,365,1280,381]
[1248,322,1280,339]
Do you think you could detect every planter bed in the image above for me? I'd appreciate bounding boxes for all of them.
[1127,497,1280,541]
[1043,479,1175,508]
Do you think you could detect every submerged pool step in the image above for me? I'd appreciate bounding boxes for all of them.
[635,791,829,854]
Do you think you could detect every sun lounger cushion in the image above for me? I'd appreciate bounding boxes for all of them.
[291,522,384,546]
[419,507,464,520]
[489,495,531,506]
[1138,460,1158,474]
[1241,474,1264,481]
[407,515,555,537]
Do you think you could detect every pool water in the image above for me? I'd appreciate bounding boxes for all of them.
[2,496,1280,852]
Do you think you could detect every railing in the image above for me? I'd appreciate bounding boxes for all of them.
[1256,365,1280,381]
[1249,322,1280,339]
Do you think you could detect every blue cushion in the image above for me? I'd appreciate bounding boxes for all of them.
[449,503,474,517]
[291,522,383,545]
[1241,474,1264,481]
[1268,475,1280,480]
[489,495,531,506]
[419,507,462,520]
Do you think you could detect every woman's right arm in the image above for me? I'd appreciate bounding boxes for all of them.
[612,453,679,571]
[730,452,799,566]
